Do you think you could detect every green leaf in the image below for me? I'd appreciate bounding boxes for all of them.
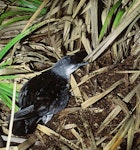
[0,19,56,60]
[112,9,125,29]
[98,0,122,42]
[0,75,17,80]
[0,15,31,30]
[0,82,19,99]
[0,82,19,111]
[0,92,19,112]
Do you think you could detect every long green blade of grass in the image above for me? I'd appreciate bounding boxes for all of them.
[0,75,17,80]
[98,0,122,42]
[0,18,57,60]
[10,6,46,14]
[0,1,47,24]
[0,82,19,111]
[0,83,19,99]
[0,15,31,30]
[112,9,125,29]
[0,92,18,111]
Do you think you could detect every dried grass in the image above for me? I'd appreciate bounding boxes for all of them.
[0,0,140,149]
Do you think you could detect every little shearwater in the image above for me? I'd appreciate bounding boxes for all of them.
[12,54,88,136]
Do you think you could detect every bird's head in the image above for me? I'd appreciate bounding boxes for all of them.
[52,54,88,79]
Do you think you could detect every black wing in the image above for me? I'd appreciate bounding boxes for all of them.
[18,70,70,115]
[12,70,70,135]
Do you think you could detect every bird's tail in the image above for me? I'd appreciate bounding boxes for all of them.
[12,116,39,136]
[9,105,39,136]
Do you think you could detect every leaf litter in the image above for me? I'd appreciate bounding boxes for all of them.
[0,0,140,149]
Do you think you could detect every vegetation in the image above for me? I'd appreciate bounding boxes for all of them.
[0,0,140,149]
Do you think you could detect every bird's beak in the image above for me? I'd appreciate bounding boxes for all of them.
[78,61,89,67]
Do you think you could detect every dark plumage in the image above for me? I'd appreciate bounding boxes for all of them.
[12,54,87,136]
